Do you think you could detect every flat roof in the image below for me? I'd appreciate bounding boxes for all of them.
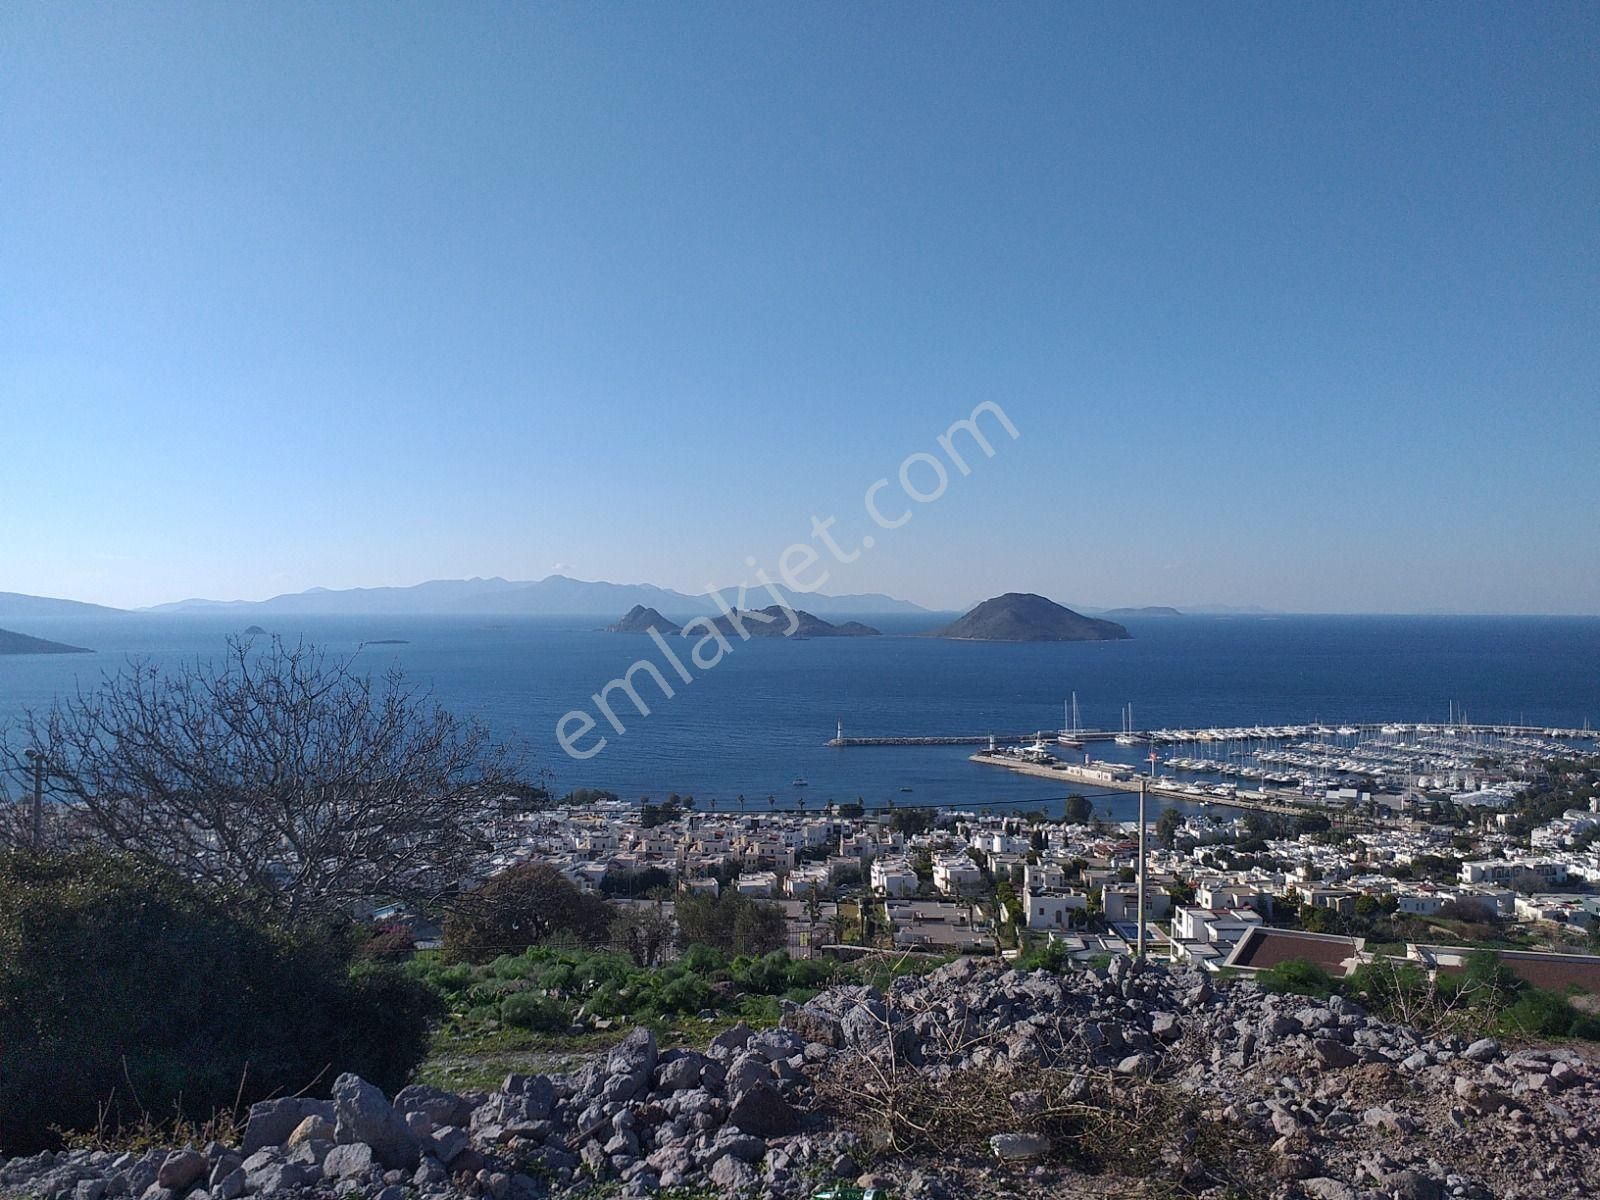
[1226,927,1365,975]
[1415,944,1600,995]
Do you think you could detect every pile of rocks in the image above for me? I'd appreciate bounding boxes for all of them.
[3,958,1596,1200]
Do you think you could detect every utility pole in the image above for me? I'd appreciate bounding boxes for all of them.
[24,749,43,850]
[1136,776,1148,961]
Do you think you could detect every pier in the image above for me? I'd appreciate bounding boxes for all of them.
[967,752,1307,815]
[826,731,1085,747]
[828,721,1596,748]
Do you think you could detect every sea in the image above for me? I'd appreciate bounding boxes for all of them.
[2,613,1597,822]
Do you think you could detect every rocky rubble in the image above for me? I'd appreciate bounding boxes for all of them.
[4,958,1597,1200]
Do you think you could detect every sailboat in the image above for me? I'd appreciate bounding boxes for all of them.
[1058,692,1084,747]
[1115,702,1142,746]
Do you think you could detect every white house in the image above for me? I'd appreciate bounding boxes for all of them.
[736,871,778,898]
[1022,889,1087,931]
[932,855,984,896]
[1102,884,1172,923]
[871,857,919,898]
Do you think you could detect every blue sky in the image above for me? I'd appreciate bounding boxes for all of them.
[3,4,1596,613]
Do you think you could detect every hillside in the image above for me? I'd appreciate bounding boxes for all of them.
[0,627,92,655]
[0,591,124,619]
[605,605,683,636]
[11,959,1597,1200]
[936,593,1130,641]
[695,607,880,639]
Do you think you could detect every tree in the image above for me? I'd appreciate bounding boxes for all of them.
[441,861,613,962]
[675,888,787,956]
[1156,807,1184,849]
[0,637,517,920]
[611,901,677,967]
[1064,794,1093,824]
[889,808,933,836]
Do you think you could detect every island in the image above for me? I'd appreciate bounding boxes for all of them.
[933,593,1130,641]
[692,606,880,639]
[1100,606,1183,618]
[360,639,411,646]
[0,627,92,655]
[605,606,683,636]
[243,625,268,636]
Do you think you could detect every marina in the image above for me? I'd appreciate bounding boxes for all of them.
[829,715,1597,815]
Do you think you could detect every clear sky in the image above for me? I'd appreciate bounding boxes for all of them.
[3,4,1597,614]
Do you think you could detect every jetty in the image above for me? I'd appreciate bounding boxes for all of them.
[828,721,1596,748]
[966,752,1305,815]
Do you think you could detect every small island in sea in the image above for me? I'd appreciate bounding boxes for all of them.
[694,606,879,639]
[934,593,1130,641]
[360,639,410,646]
[243,625,268,636]
[605,605,683,636]
[1100,605,1183,618]
[0,627,93,655]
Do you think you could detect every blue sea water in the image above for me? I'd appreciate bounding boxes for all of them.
[1,613,1596,820]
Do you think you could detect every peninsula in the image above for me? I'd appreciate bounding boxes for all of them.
[935,593,1131,641]
[0,627,93,655]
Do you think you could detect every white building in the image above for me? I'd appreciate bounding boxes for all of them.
[736,870,778,898]
[870,857,919,898]
[1022,888,1088,930]
[932,855,984,896]
[1102,883,1172,923]
[1460,859,1569,887]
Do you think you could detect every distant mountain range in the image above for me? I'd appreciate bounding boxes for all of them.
[0,582,1281,622]
[145,575,931,618]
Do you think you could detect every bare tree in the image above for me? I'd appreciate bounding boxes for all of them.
[0,636,522,920]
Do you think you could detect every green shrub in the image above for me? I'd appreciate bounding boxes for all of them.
[1503,988,1576,1037]
[1256,957,1336,999]
[500,993,567,1031]
[0,850,439,1154]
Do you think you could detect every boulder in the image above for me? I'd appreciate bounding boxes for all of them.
[781,1006,845,1049]
[726,1082,798,1137]
[393,1083,475,1129]
[332,1074,420,1170]
[285,1115,335,1147]
[241,1097,332,1155]
[155,1152,207,1192]
[707,1154,758,1191]
[655,1056,701,1092]
[322,1143,375,1182]
[604,1028,658,1102]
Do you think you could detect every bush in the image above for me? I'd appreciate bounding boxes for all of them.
[1257,957,1336,999]
[0,850,439,1154]
[500,993,567,1031]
